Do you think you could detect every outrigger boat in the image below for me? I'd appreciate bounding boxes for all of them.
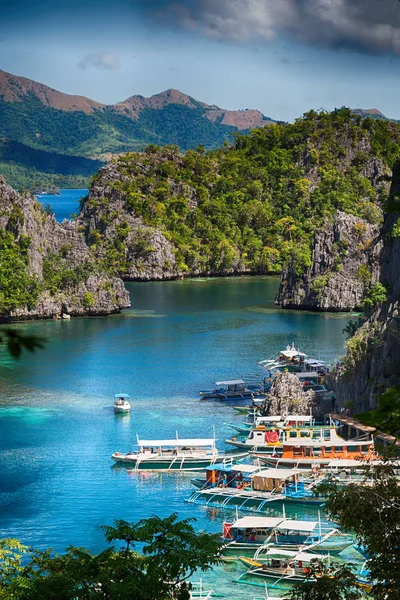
[256,432,378,469]
[187,468,324,511]
[222,514,353,553]
[237,548,324,582]
[226,414,316,436]
[113,393,131,414]
[191,463,263,490]
[200,379,265,400]
[111,435,248,471]
[258,344,329,377]
[226,424,341,453]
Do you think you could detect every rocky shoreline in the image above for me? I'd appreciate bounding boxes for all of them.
[0,176,130,322]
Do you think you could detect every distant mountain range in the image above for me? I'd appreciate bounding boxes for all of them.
[0,68,396,189]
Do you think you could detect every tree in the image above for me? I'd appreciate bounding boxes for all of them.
[316,462,400,600]
[357,386,400,437]
[0,514,222,599]
[289,561,362,600]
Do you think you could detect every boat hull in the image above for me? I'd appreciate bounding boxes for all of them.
[224,539,352,554]
[238,557,307,581]
[114,406,131,414]
[112,452,248,471]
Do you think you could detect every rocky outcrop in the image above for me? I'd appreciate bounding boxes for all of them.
[78,159,181,280]
[260,371,331,420]
[329,164,400,412]
[261,372,313,415]
[276,211,382,311]
[0,176,130,321]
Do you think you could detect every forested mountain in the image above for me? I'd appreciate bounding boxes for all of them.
[2,107,400,321]
[0,69,275,189]
[79,108,397,282]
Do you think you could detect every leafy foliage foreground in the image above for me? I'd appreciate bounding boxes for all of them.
[0,514,222,600]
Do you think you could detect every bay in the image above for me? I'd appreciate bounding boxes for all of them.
[0,277,350,596]
[37,188,88,222]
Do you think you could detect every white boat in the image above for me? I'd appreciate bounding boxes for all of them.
[258,344,329,376]
[226,424,340,452]
[113,393,131,414]
[227,414,315,436]
[111,435,248,471]
[187,467,324,510]
[238,547,324,581]
[200,379,264,400]
[257,432,378,469]
[222,514,353,553]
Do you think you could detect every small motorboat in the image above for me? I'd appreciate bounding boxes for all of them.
[113,393,131,414]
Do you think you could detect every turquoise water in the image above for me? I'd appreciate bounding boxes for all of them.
[0,277,353,596]
[37,188,88,222]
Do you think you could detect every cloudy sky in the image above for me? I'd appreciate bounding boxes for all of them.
[1,0,400,121]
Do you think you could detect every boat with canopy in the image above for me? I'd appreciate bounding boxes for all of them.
[222,514,353,553]
[256,432,378,468]
[113,393,131,414]
[187,467,324,511]
[237,548,325,582]
[200,379,265,400]
[111,435,248,471]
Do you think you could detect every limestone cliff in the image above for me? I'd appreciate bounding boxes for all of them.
[329,164,400,412]
[276,211,382,311]
[260,371,331,421]
[78,159,180,280]
[0,176,130,320]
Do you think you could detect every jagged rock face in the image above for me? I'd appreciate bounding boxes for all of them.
[79,160,180,280]
[262,371,333,420]
[276,211,381,311]
[0,176,130,320]
[11,275,129,320]
[330,164,400,412]
[260,371,323,415]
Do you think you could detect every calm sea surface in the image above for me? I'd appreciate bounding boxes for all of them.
[0,277,353,596]
[1,195,354,596]
[37,188,88,221]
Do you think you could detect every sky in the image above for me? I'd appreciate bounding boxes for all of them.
[1,0,400,121]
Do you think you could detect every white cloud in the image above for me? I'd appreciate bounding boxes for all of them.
[77,52,120,70]
[146,0,400,55]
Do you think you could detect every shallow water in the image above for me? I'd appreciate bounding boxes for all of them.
[0,276,353,597]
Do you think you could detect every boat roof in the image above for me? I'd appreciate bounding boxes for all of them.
[295,372,319,379]
[253,468,299,479]
[305,359,327,366]
[284,415,313,421]
[215,379,245,386]
[114,393,130,399]
[207,464,260,473]
[326,459,373,468]
[262,548,323,560]
[255,416,284,423]
[280,350,307,358]
[279,520,317,532]
[137,438,216,447]
[232,517,284,529]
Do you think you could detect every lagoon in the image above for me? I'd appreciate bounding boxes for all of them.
[0,276,349,596]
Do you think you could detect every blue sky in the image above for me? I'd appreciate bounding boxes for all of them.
[1,0,400,121]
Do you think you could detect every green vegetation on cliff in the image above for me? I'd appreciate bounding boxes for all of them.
[0,231,39,314]
[87,108,399,276]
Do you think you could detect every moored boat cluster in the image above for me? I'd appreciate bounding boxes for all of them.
[111,344,397,596]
